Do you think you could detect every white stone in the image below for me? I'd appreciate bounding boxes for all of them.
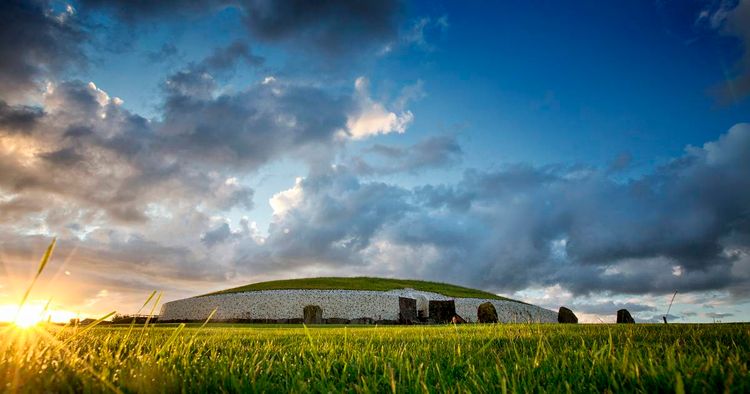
[158,289,557,323]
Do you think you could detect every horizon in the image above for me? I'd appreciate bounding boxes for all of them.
[1,0,750,325]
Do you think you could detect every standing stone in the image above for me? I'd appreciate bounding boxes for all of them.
[477,302,499,323]
[398,297,418,324]
[558,307,578,324]
[616,309,635,324]
[428,300,456,324]
[415,295,429,321]
[303,305,322,325]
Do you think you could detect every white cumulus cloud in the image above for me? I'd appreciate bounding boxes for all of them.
[345,77,414,139]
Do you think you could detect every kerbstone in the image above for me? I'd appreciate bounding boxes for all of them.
[303,305,322,324]
[617,309,635,324]
[477,302,498,323]
[558,307,578,324]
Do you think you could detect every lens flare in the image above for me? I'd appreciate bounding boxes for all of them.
[12,305,44,328]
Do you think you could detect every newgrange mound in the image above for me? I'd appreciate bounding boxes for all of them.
[159,277,557,324]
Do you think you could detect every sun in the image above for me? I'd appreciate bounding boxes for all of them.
[13,307,44,328]
[12,305,47,328]
[0,304,46,328]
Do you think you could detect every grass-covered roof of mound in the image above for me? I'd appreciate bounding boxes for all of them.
[200,277,519,302]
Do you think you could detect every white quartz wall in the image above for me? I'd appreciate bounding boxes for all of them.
[159,290,403,321]
[158,288,557,323]
[454,298,557,323]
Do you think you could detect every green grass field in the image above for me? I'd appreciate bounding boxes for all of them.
[2,323,747,393]
[202,277,513,301]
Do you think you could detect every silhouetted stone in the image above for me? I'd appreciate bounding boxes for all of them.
[399,297,417,324]
[428,300,456,324]
[617,309,635,324]
[303,305,322,324]
[451,315,466,324]
[477,302,499,323]
[558,307,578,324]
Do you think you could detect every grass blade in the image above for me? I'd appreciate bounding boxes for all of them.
[15,238,56,320]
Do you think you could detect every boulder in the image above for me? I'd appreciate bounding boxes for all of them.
[557,307,578,324]
[477,302,499,323]
[303,305,322,325]
[616,309,635,324]
[428,300,456,324]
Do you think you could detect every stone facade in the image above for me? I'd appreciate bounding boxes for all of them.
[158,288,557,323]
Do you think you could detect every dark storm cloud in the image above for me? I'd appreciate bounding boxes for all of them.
[161,41,263,98]
[241,0,402,54]
[0,33,362,226]
[80,0,402,56]
[234,124,750,298]
[0,0,87,98]
[78,0,230,22]
[161,73,351,169]
[354,135,463,175]
[0,101,45,133]
[250,170,412,269]
[201,223,236,247]
[0,79,256,224]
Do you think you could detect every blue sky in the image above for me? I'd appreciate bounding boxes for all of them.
[1,0,749,323]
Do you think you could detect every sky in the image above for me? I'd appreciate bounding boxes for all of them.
[0,0,749,324]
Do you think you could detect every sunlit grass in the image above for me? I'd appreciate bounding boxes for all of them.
[1,323,748,393]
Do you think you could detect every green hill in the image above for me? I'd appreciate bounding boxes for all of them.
[200,277,520,302]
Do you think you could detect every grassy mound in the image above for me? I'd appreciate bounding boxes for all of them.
[201,277,515,301]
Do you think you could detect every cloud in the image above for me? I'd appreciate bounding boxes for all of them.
[0,0,87,99]
[238,168,412,270]
[78,0,229,22]
[705,312,733,318]
[403,15,448,51]
[353,135,463,175]
[0,101,45,133]
[0,42,417,243]
[703,0,750,102]
[146,43,179,63]
[229,124,750,299]
[240,0,402,55]
[199,40,264,71]
[81,0,403,57]
[638,313,681,323]
[570,301,656,315]
[161,73,351,169]
[0,78,262,226]
[345,77,414,139]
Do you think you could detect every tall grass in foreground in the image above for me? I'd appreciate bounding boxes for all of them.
[1,323,748,393]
